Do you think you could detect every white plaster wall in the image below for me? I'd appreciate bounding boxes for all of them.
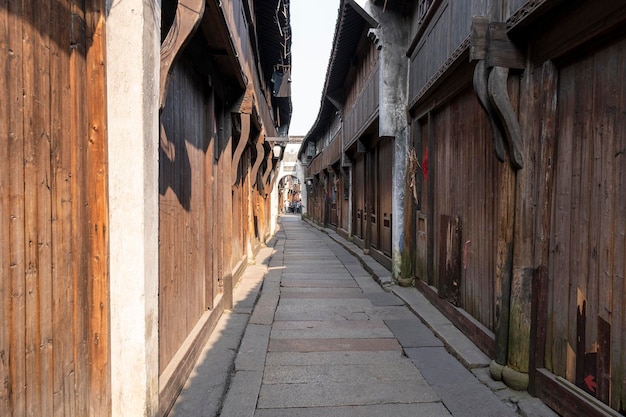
[106,0,160,415]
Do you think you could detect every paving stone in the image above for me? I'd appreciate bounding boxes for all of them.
[254,403,452,417]
[174,216,558,417]
[167,312,249,417]
[366,292,405,306]
[517,394,561,417]
[392,286,458,326]
[278,298,375,308]
[405,347,517,417]
[235,324,271,371]
[233,282,263,314]
[434,324,491,368]
[280,279,358,288]
[270,319,393,339]
[262,360,424,385]
[279,290,366,299]
[352,276,386,293]
[219,370,263,417]
[268,337,401,353]
[265,350,406,366]
[275,304,416,320]
[257,379,440,409]
[279,287,364,295]
[263,269,283,282]
[385,319,444,348]
[249,293,278,326]
[282,269,348,276]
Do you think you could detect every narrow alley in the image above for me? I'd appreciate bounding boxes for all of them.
[4,1,626,416]
[168,215,556,417]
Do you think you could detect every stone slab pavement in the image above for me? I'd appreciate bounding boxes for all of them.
[169,215,559,417]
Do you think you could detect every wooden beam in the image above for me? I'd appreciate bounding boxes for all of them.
[470,16,489,61]
[487,22,525,69]
[470,17,524,69]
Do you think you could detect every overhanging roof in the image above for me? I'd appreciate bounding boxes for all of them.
[298,0,378,158]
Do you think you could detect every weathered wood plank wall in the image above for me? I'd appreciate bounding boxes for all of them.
[344,62,379,148]
[0,0,110,415]
[430,87,503,330]
[409,0,489,101]
[376,137,393,257]
[546,37,626,409]
[353,156,366,241]
[159,51,215,372]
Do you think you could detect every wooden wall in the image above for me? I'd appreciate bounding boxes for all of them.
[0,0,110,416]
[340,169,350,232]
[344,62,379,148]
[371,138,393,257]
[543,36,626,410]
[409,0,490,103]
[159,51,217,373]
[425,86,504,331]
[353,155,366,241]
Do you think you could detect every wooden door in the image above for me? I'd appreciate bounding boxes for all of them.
[159,53,213,373]
[378,137,393,257]
[368,148,379,248]
[354,156,365,239]
[415,120,429,280]
[329,171,338,226]
[543,38,626,411]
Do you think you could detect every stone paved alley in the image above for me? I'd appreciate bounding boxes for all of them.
[168,215,559,417]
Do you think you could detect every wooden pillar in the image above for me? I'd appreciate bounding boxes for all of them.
[494,159,515,368]
[508,70,533,379]
[426,112,435,285]
[529,60,558,393]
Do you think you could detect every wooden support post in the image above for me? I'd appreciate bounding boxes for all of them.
[426,112,435,285]
[494,159,515,367]
[529,60,558,392]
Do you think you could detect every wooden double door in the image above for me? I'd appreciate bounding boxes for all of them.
[352,137,393,257]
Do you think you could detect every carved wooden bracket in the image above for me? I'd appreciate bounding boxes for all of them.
[470,17,524,69]
[471,16,525,170]
[160,0,205,111]
[267,160,280,194]
[261,145,273,190]
[250,133,266,187]
[488,66,524,169]
[231,84,257,186]
[231,112,251,186]
[473,60,506,162]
